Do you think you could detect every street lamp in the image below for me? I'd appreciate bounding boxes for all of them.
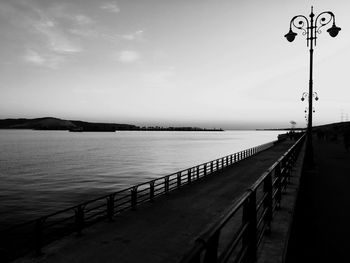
[285,6,341,165]
[301,92,319,102]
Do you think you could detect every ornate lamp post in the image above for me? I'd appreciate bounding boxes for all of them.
[285,6,341,165]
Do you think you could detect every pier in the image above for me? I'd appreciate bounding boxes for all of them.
[1,2,346,262]
[7,135,306,263]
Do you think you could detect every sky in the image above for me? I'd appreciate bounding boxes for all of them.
[0,0,349,129]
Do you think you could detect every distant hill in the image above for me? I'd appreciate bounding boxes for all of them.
[0,117,138,131]
[0,117,224,132]
[70,120,138,131]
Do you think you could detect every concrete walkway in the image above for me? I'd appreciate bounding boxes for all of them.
[17,140,296,263]
[285,137,350,262]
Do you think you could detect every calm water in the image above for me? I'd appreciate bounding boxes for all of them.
[0,130,280,227]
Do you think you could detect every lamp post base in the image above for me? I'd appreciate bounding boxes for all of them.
[305,135,314,167]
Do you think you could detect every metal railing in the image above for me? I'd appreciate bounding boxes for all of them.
[179,134,305,263]
[0,139,280,262]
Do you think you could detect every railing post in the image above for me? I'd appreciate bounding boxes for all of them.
[203,231,220,263]
[281,159,288,191]
[230,155,233,164]
[188,169,192,184]
[287,154,293,182]
[216,160,219,170]
[242,190,257,263]
[75,205,84,236]
[263,174,273,234]
[35,218,44,256]
[197,166,200,179]
[286,157,291,185]
[204,164,207,176]
[234,153,237,163]
[291,150,296,166]
[107,194,115,221]
[275,163,282,210]
[150,181,155,202]
[211,161,213,174]
[165,176,169,194]
[177,172,182,188]
[131,186,138,210]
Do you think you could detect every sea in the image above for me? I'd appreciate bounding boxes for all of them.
[0,129,281,228]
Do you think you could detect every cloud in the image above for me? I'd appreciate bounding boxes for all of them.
[1,1,88,69]
[100,2,120,13]
[116,50,141,63]
[74,14,94,25]
[24,50,45,65]
[23,49,64,69]
[33,11,82,54]
[119,30,144,41]
[69,28,99,38]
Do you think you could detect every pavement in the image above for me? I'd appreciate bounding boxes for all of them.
[15,140,296,263]
[285,136,350,263]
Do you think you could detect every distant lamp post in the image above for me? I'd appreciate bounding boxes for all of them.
[301,92,319,101]
[285,6,341,165]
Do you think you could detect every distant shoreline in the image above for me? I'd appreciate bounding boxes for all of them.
[0,117,224,132]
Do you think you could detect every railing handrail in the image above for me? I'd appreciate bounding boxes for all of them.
[179,133,306,263]
[1,136,291,261]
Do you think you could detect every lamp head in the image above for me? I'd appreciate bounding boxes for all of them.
[301,97,305,101]
[327,24,341,37]
[315,96,319,101]
[285,29,297,42]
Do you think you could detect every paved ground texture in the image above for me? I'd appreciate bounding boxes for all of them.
[16,140,296,263]
[286,136,350,263]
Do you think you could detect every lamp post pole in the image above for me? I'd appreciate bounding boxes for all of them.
[285,6,341,165]
[307,9,315,164]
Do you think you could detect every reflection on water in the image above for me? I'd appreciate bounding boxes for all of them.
[0,130,280,227]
